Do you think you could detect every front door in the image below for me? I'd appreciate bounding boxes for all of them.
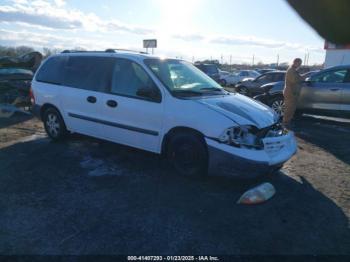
[340,71,350,115]
[98,58,164,153]
[299,68,348,112]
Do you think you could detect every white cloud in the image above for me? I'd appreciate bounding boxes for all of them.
[0,0,324,63]
[0,0,154,34]
[0,28,115,50]
[54,0,65,7]
[171,33,324,53]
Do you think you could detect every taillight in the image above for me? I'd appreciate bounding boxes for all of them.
[29,87,35,105]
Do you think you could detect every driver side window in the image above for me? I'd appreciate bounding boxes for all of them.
[110,59,160,102]
[312,69,347,83]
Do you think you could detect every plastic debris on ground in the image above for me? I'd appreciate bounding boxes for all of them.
[237,182,276,205]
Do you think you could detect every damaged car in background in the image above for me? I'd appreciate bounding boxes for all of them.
[31,50,297,178]
[0,52,42,109]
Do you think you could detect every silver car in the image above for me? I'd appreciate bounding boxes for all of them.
[254,65,350,118]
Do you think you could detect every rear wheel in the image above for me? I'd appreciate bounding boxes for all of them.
[43,107,67,141]
[167,132,208,177]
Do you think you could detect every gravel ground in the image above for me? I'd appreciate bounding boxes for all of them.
[0,113,349,255]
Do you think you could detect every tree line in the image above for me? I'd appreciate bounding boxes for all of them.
[0,45,65,58]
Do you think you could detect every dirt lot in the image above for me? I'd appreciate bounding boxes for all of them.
[0,113,349,255]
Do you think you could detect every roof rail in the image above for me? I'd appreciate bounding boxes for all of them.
[105,48,148,54]
[61,50,109,54]
[61,50,87,53]
[61,49,149,54]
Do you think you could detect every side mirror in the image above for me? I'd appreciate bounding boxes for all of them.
[136,87,161,102]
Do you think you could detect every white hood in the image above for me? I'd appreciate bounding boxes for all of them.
[195,93,278,129]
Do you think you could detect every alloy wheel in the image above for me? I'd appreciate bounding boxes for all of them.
[271,99,285,116]
[45,113,60,138]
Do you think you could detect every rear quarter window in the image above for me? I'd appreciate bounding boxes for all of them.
[36,56,67,85]
[63,56,115,92]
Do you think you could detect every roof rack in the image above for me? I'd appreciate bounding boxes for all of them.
[61,50,106,54]
[61,49,148,54]
[105,48,148,54]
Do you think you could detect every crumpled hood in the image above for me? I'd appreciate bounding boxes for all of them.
[196,93,278,128]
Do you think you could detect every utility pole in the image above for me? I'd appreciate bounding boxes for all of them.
[252,54,255,66]
[276,54,279,67]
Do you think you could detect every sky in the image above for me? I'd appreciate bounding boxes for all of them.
[0,0,326,64]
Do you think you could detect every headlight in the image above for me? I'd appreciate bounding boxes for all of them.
[218,125,263,149]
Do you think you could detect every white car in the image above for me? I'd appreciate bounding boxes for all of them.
[31,50,297,178]
[221,70,260,86]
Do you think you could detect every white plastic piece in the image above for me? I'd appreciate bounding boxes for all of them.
[237,182,276,205]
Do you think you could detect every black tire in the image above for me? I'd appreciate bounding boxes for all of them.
[269,96,285,117]
[167,132,208,177]
[43,107,67,141]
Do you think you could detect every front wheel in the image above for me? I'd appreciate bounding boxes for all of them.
[270,96,285,117]
[43,108,67,141]
[167,132,208,177]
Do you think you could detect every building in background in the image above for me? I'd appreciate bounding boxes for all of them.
[324,41,350,68]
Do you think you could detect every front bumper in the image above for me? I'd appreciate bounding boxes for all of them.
[206,132,297,178]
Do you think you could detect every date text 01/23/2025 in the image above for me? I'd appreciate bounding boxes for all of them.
[127,256,220,261]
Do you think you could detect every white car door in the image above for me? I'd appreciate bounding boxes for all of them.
[60,55,116,138]
[98,58,164,153]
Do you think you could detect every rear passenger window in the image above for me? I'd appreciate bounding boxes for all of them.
[110,59,159,100]
[64,56,115,92]
[36,56,66,85]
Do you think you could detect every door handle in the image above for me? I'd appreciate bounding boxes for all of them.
[330,88,340,91]
[106,100,118,108]
[87,96,97,103]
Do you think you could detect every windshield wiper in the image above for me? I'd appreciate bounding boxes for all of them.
[199,87,230,95]
[199,87,223,92]
[172,90,203,97]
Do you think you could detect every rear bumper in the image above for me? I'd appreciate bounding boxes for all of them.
[206,132,297,178]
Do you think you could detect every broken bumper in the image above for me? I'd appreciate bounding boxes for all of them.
[206,132,297,178]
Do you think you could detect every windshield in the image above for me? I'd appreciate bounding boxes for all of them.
[144,59,226,97]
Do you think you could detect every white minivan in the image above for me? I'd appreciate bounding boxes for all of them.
[31,50,297,178]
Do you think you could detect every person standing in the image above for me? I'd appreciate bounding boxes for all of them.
[283,58,304,127]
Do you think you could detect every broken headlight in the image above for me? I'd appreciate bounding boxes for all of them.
[218,125,263,149]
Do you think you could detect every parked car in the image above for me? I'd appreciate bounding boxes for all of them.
[254,65,350,117]
[0,68,33,106]
[256,69,276,74]
[31,50,297,178]
[195,63,221,83]
[236,71,286,97]
[301,70,320,79]
[219,69,230,78]
[221,70,260,86]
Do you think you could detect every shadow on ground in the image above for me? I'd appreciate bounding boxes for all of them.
[294,115,350,165]
[0,135,349,255]
[0,112,33,129]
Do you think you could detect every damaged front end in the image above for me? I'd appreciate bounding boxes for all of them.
[206,123,296,178]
